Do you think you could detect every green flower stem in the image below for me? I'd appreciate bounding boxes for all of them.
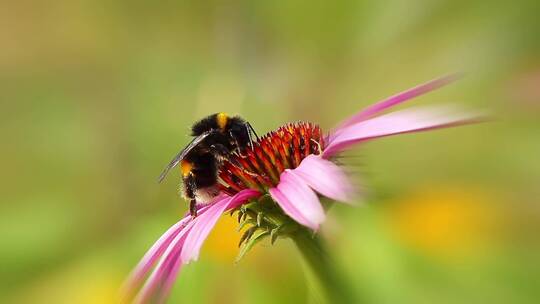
[291,229,354,304]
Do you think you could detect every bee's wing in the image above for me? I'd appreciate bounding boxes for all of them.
[157,132,212,183]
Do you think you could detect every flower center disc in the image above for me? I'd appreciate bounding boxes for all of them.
[219,122,325,194]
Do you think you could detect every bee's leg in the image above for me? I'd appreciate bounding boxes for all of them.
[190,199,197,217]
[211,143,258,177]
[228,130,248,157]
[210,143,232,160]
[211,143,241,166]
[185,173,198,217]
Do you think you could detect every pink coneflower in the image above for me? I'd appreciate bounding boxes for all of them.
[123,74,479,303]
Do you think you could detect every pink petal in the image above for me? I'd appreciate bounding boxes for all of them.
[158,249,185,304]
[121,217,189,299]
[269,170,325,231]
[125,191,259,303]
[133,220,195,303]
[180,189,260,263]
[226,189,262,210]
[121,197,228,299]
[324,105,481,158]
[330,74,461,143]
[150,189,259,302]
[291,155,356,203]
[134,220,196,304]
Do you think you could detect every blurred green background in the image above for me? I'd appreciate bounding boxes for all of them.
[2,0,540,303]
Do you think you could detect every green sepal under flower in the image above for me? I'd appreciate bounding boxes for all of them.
[230,195,303,262]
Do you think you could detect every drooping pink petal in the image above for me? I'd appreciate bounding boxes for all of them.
[330,74,462,143]
[133,220,195,304]
[158,247,185,304]
[290,154,356,203]
[134,189,259,302]
[180,189,260,263]
[122,201,220,301]
[121,217,190,300]
[269,170,325,230]
[324,105,481,158]
[125,191,259,304]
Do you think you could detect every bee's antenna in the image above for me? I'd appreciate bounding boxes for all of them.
[246,122,259,141]
[245,122,259,150]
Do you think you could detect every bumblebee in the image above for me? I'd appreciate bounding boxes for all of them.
[158,113,258,217]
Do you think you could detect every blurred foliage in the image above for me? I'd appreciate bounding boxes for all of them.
[1,0,539,303]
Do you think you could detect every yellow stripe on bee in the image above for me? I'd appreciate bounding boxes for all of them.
[217,112,228,130]
[180,160,194,177]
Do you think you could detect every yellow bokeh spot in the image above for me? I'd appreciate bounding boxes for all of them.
[386,185,498,258]
[203,213,259,262]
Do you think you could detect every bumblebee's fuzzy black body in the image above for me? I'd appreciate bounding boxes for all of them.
[158,113,257,217]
